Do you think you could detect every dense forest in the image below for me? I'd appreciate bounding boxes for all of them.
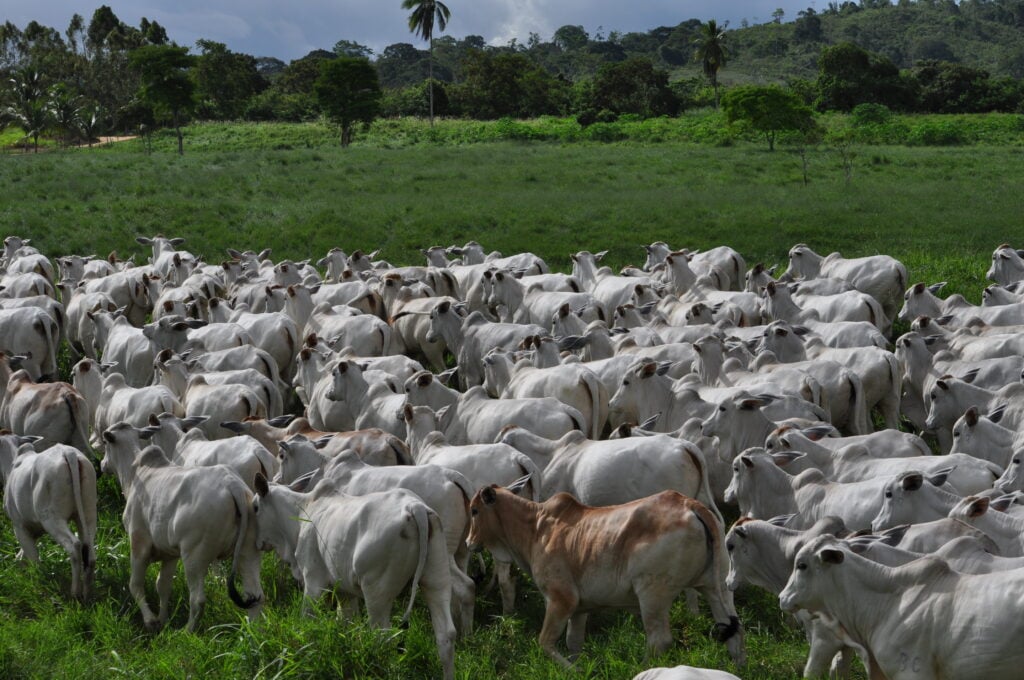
[4,1,1024,144]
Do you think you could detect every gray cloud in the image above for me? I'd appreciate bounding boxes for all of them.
[6,1,818,61]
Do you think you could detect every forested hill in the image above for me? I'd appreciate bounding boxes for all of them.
[721,1,1024,83]
[358,0,1024,89]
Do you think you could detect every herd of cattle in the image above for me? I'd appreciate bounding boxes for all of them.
[3,234,1024,678]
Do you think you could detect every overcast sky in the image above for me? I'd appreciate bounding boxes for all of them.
[6,1,819,61]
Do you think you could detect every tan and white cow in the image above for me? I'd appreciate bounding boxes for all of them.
[468,482,745,668]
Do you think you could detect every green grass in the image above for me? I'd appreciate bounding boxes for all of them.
[0,123,1009,678]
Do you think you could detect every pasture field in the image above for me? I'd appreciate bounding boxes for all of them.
[0,125,1015,678]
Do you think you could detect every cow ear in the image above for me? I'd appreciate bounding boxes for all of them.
[989,404,1007,424]
[595,250,607,261]
[639,362,657,378]
[437,300,451,315]
[901,473,924,491]
[801,425,833,442]
[927,467,954,487]
[481,486,497,505]
[740,455,754,469]
[402,404,414,422]
[878,524,909,546]
[966,496,990,518]
[927,282,947,295]
[767,513,794,527]
[818,548,845,565]
[102,430,116,444]
[935,379,949,391]
[990,494,1017,513]
[770,451,804,467]
[965,406,979,427]
[437,368,457,386]
[506,474,532,495]
[961,368,980,384]
[733,526,748,538]
[148,413,160,427]
[738,398,762,411]
[417,372,433,387]
[255,473,270,497]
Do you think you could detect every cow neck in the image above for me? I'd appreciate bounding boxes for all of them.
[947,381,998,413]
[962,508,1024,547]
[741,522,803,593]
[0,359,13,413]
[748,460,798,519]
[491,491,545,570]
[764,291,803,325]
[815,552,950,659]
[909,484,962,522]
[406,421,446,463]
[110,446,143,496]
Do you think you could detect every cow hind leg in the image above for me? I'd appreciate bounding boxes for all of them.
[156,560,177,626]
[419,574,457,680]
[182,555,211,632]
[12,523,40,563]
[40,519,83,600]
[449,562,475,636]
[635,592,673,658]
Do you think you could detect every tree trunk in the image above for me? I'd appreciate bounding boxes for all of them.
[428,37,435,127]
[341,124,352,148]
[174,110,183,156]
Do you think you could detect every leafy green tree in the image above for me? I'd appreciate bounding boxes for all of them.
[376,43,429,88]
[693,20,729,107]
[193,40,265,119]
[401,0,451,126]
[129,44,195,155]
[815,42,915,111]
[314,57,382,147]
[553,25,589,51]
[276,50,335,95]
[722,84,815,150]
[452,50,567,119]
[78,103,104,146]
[588,57,679,118]
[333,40,373,59]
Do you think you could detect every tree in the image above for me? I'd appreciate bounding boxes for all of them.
[129,44,195,155]
[314,57,382,147]
[693,20,729,107]
[401,0,451,126]
[722,84,816,150]
[453,50,567,119]
[193,40,265,119]
[333,40,373,59]
[553,25,589,51]
[589,57,679,118]
[48,83,83,147]
[815,42,915,111]
[3,69,50,152]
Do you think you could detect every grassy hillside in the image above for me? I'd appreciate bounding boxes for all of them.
[0,127,1012,678]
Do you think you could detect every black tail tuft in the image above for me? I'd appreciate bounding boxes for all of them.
[712,615,741,643]
[227,572,261,609]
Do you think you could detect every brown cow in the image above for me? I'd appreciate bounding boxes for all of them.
[468,481,745,668]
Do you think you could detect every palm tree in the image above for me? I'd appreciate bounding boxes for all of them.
[4,69,50,152]
[401,0,451,126]
[693,20,729,108]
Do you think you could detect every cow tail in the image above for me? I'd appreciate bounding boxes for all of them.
[401,502,430,625]
[227,483,260,609]
[582,373,602,440]
[511,452,543,501]
[692,502,740,643]
[64,391,91,457]
[847,371,870,435]
[62,448,90,564]
[36,312,57,379]
[684,442,723,526]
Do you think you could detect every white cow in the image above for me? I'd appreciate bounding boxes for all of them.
[780,534,1024,680]
[0,362,90,452]
[871,470,963,531]
[0,306,59,380]
[100,423,263,631]
[987,244,1024,285]
[0,435,97,600]
[252,476,456,680]
[784,244,907,321]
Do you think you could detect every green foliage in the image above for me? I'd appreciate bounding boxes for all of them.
[129,44,195,154]
[313,57,382,146]
[850,102,891,125]
[815,41,914,111]
[723,84,816,150]
[693,19,730,101]
[451,51,567,119]
[380,80,449,118]
[588,57,679,118]
[192,40,266,120]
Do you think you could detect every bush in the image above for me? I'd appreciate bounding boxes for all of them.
[905,119,968,146]
[851,103,892,126]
